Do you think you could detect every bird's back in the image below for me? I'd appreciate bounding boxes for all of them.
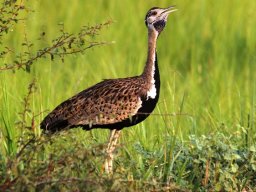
[40,76,155,132]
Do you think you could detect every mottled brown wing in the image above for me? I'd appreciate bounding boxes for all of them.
[41,77,147,131]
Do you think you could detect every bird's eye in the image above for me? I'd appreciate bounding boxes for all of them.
[151,11,157,16]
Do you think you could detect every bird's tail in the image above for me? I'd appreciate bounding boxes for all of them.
[40,116,70,133]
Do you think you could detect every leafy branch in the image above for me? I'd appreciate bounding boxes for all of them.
[0,0,26,37]
[0,20,113,72]
[16,78,37,132]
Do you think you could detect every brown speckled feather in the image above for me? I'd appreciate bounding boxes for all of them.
[41,76,150,132]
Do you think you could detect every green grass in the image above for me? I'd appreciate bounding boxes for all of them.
[1,0,256,191]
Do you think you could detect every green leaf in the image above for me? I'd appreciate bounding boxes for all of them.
[231,164,238,173]
[249,145,256,152]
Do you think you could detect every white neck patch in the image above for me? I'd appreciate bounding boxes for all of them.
[146,54,157,100]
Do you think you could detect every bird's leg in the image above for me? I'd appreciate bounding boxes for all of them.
[104,129,121,174]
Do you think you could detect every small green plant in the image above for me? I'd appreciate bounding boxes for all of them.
[122,132,256,191]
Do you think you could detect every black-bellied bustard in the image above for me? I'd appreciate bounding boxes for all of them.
[41,6,176,174]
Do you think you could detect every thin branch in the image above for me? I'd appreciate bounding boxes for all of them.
[35,177,100,186]
[0,20,113,72]
[16,136,36,159]
[137,112,193,117]
[0,0,26,35]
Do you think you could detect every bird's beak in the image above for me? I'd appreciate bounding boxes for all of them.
[160,6,177,20]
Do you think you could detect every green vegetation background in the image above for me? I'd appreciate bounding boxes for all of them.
[0,0,256,191]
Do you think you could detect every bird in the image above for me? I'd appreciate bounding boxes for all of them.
[40,6,176,174]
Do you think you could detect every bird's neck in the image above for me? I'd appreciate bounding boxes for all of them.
[143,29,158,78]
[142,29,160,99]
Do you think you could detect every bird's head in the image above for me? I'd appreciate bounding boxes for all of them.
[145,6,177,33]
